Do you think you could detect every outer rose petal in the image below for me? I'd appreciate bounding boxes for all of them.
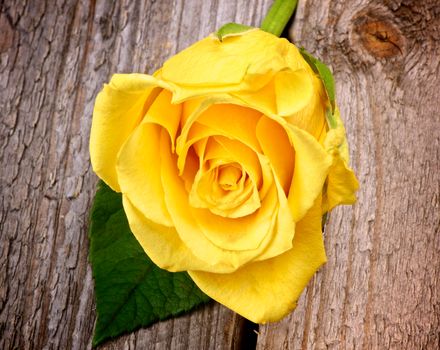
[322,107,359,211]
[122,195,209,272]
[189,195,326,324]
[274,69,314,116]
[90,73,167,191]
[283,70,328,140]
[286,124,332,221]
[117,122,173,227]
[143,89,182,150]
[116,88,182,227]
[323,156,359,212]
[160,30,305,102]
[232,80,277,117]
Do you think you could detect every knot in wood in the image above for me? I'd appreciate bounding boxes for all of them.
[353,13,405,59]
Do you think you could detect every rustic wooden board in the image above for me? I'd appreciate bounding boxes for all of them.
[0,0,270,349]
[257,0,440,349]
[0,0,439,349]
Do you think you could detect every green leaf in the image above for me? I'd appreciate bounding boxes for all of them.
[299,48,336,112]
[215,23,254,41]
[89,181,210,347]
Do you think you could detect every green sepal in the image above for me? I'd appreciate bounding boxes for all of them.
[89,181,210,347]
[326,107,337,129]
[299,48,336,113]
[215,23,255,41]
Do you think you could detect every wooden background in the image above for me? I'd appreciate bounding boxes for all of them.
[1,0,439,349]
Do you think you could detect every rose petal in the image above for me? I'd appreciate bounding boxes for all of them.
[144,89,182,150]
[177,122,212,174]
[180,146,199,193]
[90,73,164,191]
[283,72,328,140]
[160,30,298,102]
[162,36,250,86]
[286,125,332,221]
[191,172,295,256]
[117,122,173,227]
[274,69,314,116]
[176,97,231,174]
[253,173,295,262]
[116,88,182,225]
[232,80,277,117]
[122,195,209,272]
[256,116,295,193]
[182,97,205,128]
[188,195,326,324]
[162,30,287,86]
[192,182,276,251]
[195,104,262,152]
[323,156,359,212]
[322,107,359,211]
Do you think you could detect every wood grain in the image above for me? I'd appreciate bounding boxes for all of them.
[0,0,438,349]
[0,0,269,349]
[257,0,440,349]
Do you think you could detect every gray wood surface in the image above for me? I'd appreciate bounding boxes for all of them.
[0,0,438,349]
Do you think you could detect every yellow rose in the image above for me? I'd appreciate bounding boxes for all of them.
[90,29,358,323]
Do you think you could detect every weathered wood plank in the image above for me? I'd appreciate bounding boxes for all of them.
[1,0,439,349]
[257,0,440,349]
[0,0,269,349]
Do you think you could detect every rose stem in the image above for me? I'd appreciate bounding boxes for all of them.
[261,0,299,37]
